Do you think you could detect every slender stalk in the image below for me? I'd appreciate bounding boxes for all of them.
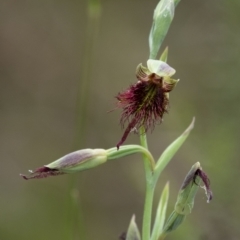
[139,126,156,240]
[142,181,155,240]
[107,145,155,171]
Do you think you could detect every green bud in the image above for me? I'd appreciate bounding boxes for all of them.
[160,162,212,237]
[175,162,201,214]
[149,0,175,59]
[20,149,107,180]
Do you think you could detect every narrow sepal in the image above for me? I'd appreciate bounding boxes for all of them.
[159,46,169,62]
[162,77,179,92]
[136,63,150,81]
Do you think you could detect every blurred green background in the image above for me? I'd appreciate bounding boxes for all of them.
[1,0,240,239]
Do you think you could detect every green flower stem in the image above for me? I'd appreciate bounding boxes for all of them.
[108,141,157,240]
[142,183,155,240]
[107,145,155,171]
[139,126,156,240]
[139,126,149,150]
[140,118,194,240]
[108,139,156,240]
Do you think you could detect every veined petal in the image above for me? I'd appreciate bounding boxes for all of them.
[147,59,176,77]
[162,77,179,92]
[136,63,151,81]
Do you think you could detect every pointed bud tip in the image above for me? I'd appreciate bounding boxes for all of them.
[194,162,201,169]
[159,46,169,62]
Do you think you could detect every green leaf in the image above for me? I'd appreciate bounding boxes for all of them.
[154,118,195,179]
[151,182,170,240]
[126,215,141,240]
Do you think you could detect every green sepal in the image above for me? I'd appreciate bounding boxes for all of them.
[126,215,141,240]
[136,63,151,81]
[162,77,179,92]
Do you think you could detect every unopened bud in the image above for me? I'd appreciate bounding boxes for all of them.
[161,162,212,236]
[176,162,212,214]
[20,149,107,180]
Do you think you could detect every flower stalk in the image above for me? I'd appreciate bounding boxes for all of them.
[140,126,155,240]
[140,119,195,240]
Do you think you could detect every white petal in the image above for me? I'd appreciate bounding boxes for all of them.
[147,59,176,77]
